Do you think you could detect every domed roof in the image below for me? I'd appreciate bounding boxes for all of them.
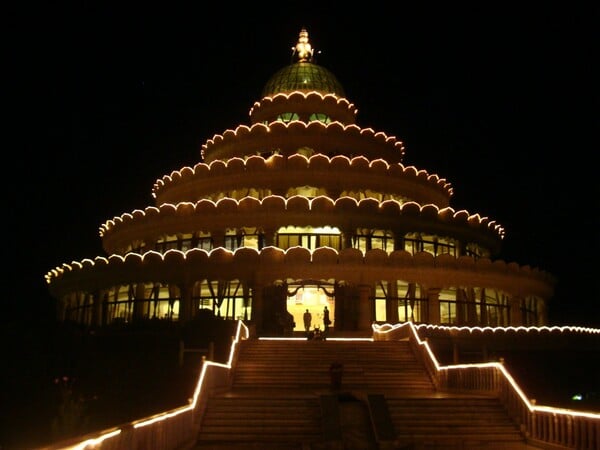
[261,29,346,98]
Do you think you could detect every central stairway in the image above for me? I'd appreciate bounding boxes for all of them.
[191,338,535,449]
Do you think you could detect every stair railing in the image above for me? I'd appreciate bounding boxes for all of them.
[36,320,250,450]
[373,322,600,450]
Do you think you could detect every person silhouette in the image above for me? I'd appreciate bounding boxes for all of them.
[303,309,312,333]
[323,306,331,332]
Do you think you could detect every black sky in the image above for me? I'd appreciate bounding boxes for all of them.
[10,3,598,327]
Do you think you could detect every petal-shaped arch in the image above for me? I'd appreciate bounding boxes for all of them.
[380,200,401,216]
[193,162,210,176]
[180,166,194,179]
[312,247,339,264]
[233,247,260,265]
[364,248,388,264]
[260,246,286,264]
[357,198,380,215]
[338,247,364,264]
[404,166,419,178]
[238,196,261,212]
[287,153,310,169]
[164,249,185,266]
[350,156,369,170]
[287,195,310,212]
[186,248,210,263]
[308,153,331,170]
[285,246,311,264]
[389,250,413,266]
[245,155,268,171]
[369,159,389,172]
[330,155,351,171]
[177,202,195,216]
[311,196,335,213]
[226,157,245,172]
[413,251,434,266]
[215,198,238,213]
[159,204,178,216]
[453,210,470,223]
[262,195,286,213]
[421,204,440,220]
[209,247,235,263]
[438,207,455,222]
[141,251,163,265]
[208,159,227,174]
[195,199,217,214]
[435,252,457,268]
[456,255,476,269]
[401,202,421,216]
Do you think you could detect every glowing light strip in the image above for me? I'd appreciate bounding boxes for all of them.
[373,322,600,419]
[53,321,249,449]
[259,337,373,342]
[57,430,121,450]
[415,323,600,335]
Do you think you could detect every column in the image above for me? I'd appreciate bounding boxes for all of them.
[510,296,522,326]
[262,228,276,247]
[133,283,146,320]
[252,282,264,334]
[386,280,399,323]
[178,283,192,323]
[211,229,225,248]
[92,290,104,327]
[428,288,441,324]
[393,232,405,251]
[341,227,354,250]
[479,288,488,326]
[357,284,373,332]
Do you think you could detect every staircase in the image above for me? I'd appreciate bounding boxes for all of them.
[191,338,535,449]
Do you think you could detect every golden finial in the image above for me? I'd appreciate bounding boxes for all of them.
[292,28,314,62]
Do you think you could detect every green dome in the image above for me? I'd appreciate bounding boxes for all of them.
[261,61,346,98]
[261,29,346,98]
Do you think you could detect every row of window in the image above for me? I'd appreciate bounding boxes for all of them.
[62,281,540,327]
[132,228,488,259]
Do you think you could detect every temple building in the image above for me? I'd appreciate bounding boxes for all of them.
[45,29,555,336]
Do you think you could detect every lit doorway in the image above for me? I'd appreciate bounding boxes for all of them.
[286,282,334,332]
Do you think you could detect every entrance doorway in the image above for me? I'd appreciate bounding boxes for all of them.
[286,282,334,332]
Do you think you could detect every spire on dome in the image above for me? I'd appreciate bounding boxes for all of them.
[291,28,314,63]
[262,28,346,98]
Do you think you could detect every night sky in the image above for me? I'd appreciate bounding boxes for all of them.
[9,4,598,328]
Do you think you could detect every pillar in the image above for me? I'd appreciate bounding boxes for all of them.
[178,283,193,324]
[252,282,264,334]
[262,228,276,247]
[386,280,399,323]
[510,296,522,326]
[133,283,146,320]
[393,229,405,251]
[428,288,441,324]
[538,298,548,326]
[341,228,354,250]
[479,288,488,326]
[211,229,225,248]
[92,290,105,327]
[357,284,373,332]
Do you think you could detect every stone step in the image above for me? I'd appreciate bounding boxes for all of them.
[396,432,524,441]
[196,432,319,442]
[194,339,526,448]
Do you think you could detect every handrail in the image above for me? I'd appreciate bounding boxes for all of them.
[35,320,598,450]
[35,320,250,450]
[373,322,600,450]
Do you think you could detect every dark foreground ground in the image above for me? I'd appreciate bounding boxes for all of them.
[2,319,598,450]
